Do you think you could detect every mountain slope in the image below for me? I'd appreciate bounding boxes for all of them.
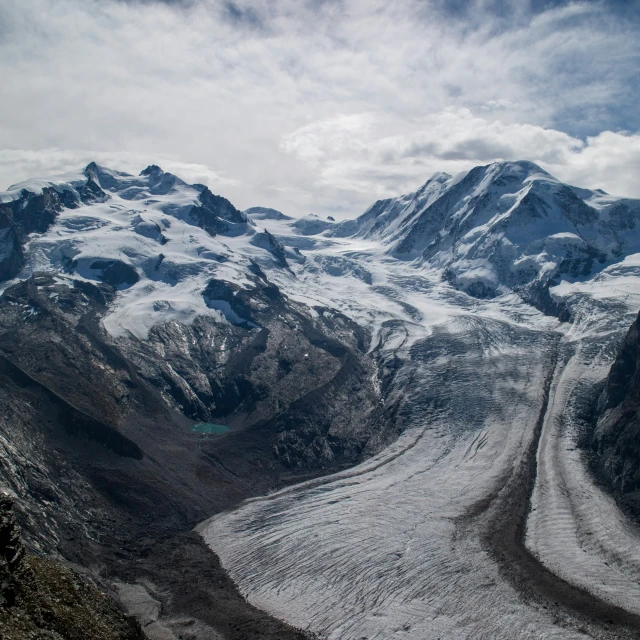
[327,161,640,308]
[245,206,293,221]
[0,163,301,338]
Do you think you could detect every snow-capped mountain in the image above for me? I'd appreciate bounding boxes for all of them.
[329,161,640,303]
[0,159,392,500]
[3,159,640,640]
[3,159,636,330]
[0,163,299,338]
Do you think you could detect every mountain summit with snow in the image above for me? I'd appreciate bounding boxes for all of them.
[0,162,299,338]
[327,160,640,306]
[3,159,638,322]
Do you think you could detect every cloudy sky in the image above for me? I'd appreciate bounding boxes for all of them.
[1,0,639,218]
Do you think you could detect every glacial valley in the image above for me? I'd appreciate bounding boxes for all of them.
[2,160,640,639]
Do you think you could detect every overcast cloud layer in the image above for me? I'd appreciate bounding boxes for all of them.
[0,0,638,217]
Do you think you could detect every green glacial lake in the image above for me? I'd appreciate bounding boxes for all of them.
[190,423,229,434]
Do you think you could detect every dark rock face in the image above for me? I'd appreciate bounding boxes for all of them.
[0,188,66,281]
[0,495,144,640]
[515,281,572,323]
[249,229,290,268]
[89,260,140,289]
[600,315,640,411]
[591,312,640,506]
[0,225,23,283]
[0,496,25,607]
[78,166,109,204]
[0,354,143,460]
[202,277,262,327]
[189,186,247,236]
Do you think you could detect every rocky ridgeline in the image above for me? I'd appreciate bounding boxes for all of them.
[0,166,107,281]
[591,312,640,510]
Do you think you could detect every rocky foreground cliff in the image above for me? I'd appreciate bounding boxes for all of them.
[591,311,640,512]
[0,494,144,640]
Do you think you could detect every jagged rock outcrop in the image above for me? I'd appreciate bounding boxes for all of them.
[591,311,640,508]
[188,185,248,237]
[0,495,25,607]
[0,165,108,282]
[0,495,143,640]
[249,229,290,268]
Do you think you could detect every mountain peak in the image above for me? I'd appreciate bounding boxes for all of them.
[140,164,164,177]
[333,158,640,304]
[489,160,553,183]
[83,161,103,180]
[427,171,453,183]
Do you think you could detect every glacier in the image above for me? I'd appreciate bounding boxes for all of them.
[199,161,640,639]
[3,158,640,637]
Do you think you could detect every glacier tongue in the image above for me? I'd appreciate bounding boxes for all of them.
[200,189,640,638]
[203,308,565,639]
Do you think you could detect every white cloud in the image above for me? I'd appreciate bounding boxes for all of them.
[551,130,640,196]
[0,149,237,191]
[280,114,375,166]
[0,0,638,217]
[281,108,640,202]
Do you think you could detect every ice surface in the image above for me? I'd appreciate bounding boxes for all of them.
[528,349,640,615]
[201,202,640,639]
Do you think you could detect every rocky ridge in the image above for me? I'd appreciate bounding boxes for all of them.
[591,311,640,510]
